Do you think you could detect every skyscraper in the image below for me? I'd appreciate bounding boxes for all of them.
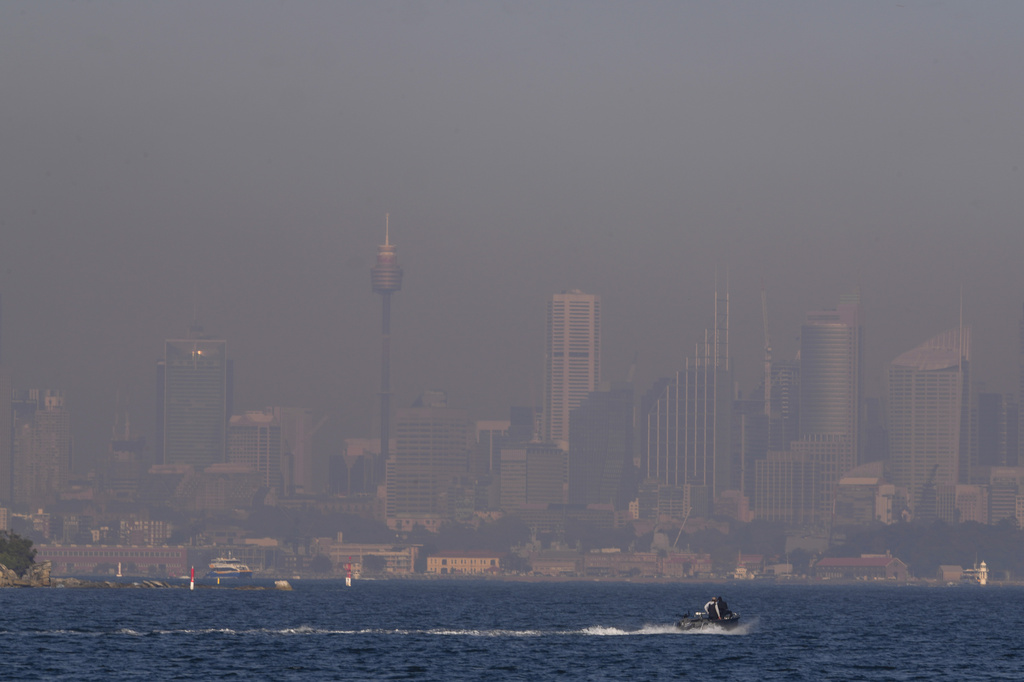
[638,288,733,512]
[11,389,71,508]
[1018,303,1024,467]
[795,295,862,519]
[568,382,634,507]
[798,297,862,449]
[0,295,10,505]
[386,391,470,529]
[159,324,230,469]
[544,290,600,448]
[371,215,403,485]
[227,410,283,490]
[887,328,970,521]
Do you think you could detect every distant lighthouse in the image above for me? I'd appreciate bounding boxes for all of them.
[370,215,403,484]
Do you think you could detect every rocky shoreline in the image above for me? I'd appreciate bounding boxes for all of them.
[0,560,52,587]
[0,561,293,590]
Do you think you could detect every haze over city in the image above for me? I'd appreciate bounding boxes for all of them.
[3,0,1024,472]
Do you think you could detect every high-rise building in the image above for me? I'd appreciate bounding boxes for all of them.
[158,324,231,469]
[1018,303,1024,467]
[106,413,146,502]
[976,393,1017,468]
[386,391,470,528]
[568,382,634,507]
[0,368,11,505]
[11,389,71,509]
[798,297,862,451]
[227,410,283,490]
[794,295,863,520]
[887,328,970,521]
[371,215,403,486]
[498,442,567,510]
[637,289,732,511]
[0,295,11,505]
[273,407,317,495]
[544,290,601,448]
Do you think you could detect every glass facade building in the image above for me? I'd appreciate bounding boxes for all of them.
[887,328,970,520]
[162,337,229,469]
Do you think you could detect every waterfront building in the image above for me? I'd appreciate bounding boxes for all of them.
[426,550,504,575]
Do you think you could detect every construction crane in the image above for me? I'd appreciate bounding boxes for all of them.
[761,282,773,428]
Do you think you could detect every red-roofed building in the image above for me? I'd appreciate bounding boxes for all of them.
[813,554,909,581]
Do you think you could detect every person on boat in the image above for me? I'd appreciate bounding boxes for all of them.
[716,596,731,618]
[704,597,719,620]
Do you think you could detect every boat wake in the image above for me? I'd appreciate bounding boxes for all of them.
[7,620,756,638]
[583,620,755,636]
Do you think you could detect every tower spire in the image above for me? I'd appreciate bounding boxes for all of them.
[371,214,403,485]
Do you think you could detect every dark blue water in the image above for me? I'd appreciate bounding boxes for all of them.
[1,580,1021,680]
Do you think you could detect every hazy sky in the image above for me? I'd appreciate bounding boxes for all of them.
[3,1,1024,468]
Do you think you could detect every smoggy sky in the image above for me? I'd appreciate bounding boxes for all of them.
[2,1,1024,469]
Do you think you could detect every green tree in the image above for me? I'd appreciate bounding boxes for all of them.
[0,531,36,575]
[309,554,333,574]
[362,554,388,575]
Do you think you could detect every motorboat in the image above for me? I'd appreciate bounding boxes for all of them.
[676,611,740,631]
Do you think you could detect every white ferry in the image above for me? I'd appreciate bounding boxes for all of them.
[204,556,253,579]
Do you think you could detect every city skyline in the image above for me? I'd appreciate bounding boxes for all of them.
[3,1,1024,473]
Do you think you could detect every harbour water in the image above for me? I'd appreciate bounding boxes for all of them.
[1,579,1021,680]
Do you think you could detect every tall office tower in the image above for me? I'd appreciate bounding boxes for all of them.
[637,290,732,509]
[227,410,283,490]
[732,396,768,500]
[568,382,634,507]
[768,360,800,452]
[860,397,889,463]
[498,442,567,510]
[887,328,970,521]
[273,407,317,495]
[386,391,470,529]
[474,419,512,478]
[976,393,1014,468]
[0,369,11,505]
[159,324,230,469]
[0,295,10,505]
[544,290,601,448]
[11,389,71,509]
[371,216,403,486]
[796,294,862,520]
[106,412,146,502]
[1019,304,1024,468]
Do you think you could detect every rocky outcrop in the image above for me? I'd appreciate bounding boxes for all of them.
[0,560,51,587]
[0,563,19,587]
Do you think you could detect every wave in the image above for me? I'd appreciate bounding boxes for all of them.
[8,620,756,638]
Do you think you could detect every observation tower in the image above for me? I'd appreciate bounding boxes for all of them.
[371,214,403,483]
